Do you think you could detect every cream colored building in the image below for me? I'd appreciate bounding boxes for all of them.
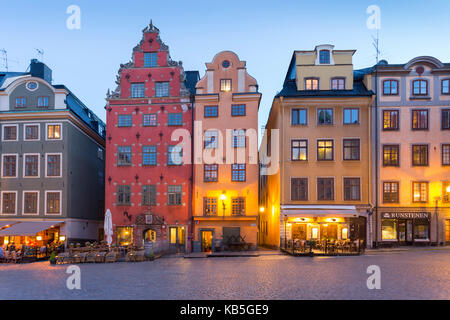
[259,45,374,249]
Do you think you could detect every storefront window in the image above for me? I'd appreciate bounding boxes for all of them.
[311,227,319,239]
[116,227,133,246]
[382,219,397,240]
[341,227,348,240]
[414,221,429,240]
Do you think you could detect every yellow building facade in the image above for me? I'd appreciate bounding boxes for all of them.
[192,51,261,252]
[260,45,374,250]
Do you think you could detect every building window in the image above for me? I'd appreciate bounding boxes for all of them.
[37,96,49,107]
[291,140,308,161]
[412,145,428,166]
[98,148,104,161]
[117,146,132,166]
[203,197,217,215]
[167,185,182,205]
[168,113,182,126]
[15,97,26,108]
[144,52,157,67]
[47,124,61,139]
[25,124,39,140]
[2,155,17,177]
[232,197,245,215]
[118,115,132,127]
[383,110,399,130]
[3,125,17,141]
[442,182,450,203]
[317,178,334,201]
[331,78,345,90]
[143,114,157,127]
[343,139,360,160]
[220,79,232,92]
[383,80,399,95]
[305,78,319,90]
[382,220,397,240]
[167,145,183,165]
[232,129,246,148]
[24,154,39,177]
[319,50,330,64]
[116,185,131,205]
[204,130,218,149]
[383,145,400,166]
[142,146,157,166]
[442,144,450,166]
[155,82,169,97]
[231,164,246,182]
[291,178,308,201]
[2,192,16,214]
[46,154,61,177]
[317,140,334,161]
[204,164,218,182]
[204,106,218,118]
[383,182,399,203]
[24,192,38,215]
[116,227,133,246]
[412,109,428,130]
[142,185,157,206]
[412,80,428,96]
[131,83,145,98]
[343,108,359,124]
[291,108,307,125]
[414,220,430,240]
[442,79,450,95]
[46,192,61,214]
[413,182,428,203]
[344,178,360,201]
[231,104,246,116]
[317,109,333,125]
[442,109,450,130]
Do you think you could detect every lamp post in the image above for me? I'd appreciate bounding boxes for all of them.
[220,192,227,219]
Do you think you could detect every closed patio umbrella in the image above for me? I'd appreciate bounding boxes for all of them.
[104,209,113,249]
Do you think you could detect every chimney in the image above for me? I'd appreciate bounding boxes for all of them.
[29,59,52,83]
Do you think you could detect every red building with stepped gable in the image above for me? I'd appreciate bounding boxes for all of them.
[105,21,198,253]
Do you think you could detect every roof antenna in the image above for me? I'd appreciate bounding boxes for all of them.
[0,49,9,71]
[372,30,380,64]
[35,48,44,62]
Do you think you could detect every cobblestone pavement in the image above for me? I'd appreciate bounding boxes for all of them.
[0,249,449,300]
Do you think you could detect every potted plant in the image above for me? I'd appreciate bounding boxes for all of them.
[49,251,57,265]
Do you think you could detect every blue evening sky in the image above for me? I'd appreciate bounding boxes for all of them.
[1,0,450,128]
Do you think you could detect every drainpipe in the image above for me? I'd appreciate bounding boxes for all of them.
[374,64,379,248]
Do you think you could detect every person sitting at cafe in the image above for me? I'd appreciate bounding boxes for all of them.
[8,242,16,252]
[0,246,4,259]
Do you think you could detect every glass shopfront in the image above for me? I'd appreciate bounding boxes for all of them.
[381,212,430,245]
[116,226,133,246]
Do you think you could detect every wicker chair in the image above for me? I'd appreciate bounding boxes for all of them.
[105,251,117,263]
[56,252,68,264]
[4,251,11,263]
[85,251,97,263]
[126,250,136,262]
[95,251,106,263]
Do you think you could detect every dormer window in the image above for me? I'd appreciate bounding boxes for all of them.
[412,80,428,96]
[331,78,345,90]
[220,79,232,92]
[305,78,319,90]
[319,50,330,64]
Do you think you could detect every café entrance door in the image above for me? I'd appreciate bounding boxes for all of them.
[201,230,213,252]
[398,220,413,245]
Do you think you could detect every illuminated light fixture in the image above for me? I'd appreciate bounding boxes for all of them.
[259,206,265,213]
[36,236,43,241]
[342,228,349,239]
[447,186,450,193]
[323,224,328,227]
[5,224,9,228]
[272,206,275,216]
[311,227,319,239]
[59,236,66,242]
[124,231,129,235]
[220,193,227,201]
[4,239,9,245]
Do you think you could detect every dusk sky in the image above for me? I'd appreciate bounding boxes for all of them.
[2,0,450,128]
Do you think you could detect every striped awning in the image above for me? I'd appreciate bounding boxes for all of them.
[0,221,63,236]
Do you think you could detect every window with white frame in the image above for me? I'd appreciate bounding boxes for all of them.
[46,154,61,177]
[24,154,39,177]
[204,130,218,149]
[232,129,246,148]
[24,124,39,140]
[2,154,17,177]
[3,125,18,141]
[47,124,62,140]
[23,191,39,215]
[1,192,16,214]
[46,191,61,214]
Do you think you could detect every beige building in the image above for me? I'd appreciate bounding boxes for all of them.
[192,51,261,252]
[259,45,374,250]
[366,56,450,246]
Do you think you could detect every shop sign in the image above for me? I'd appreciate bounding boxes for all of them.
[381,212,430,219]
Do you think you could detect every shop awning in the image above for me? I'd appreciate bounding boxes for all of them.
[280,205,363,217]
[0,221,63,236]
[0,221,18,229]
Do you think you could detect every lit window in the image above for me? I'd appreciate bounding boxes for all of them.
[203,197,217,215]
[331,78,345,90]
[383,182,399,203]
[317,140,333,161]
[413,182,428,203]
[291,140,307,161]
[412,110,428,130]
[412,145,428,166]
[220,79,232,92]
[231,197,245,215]
[383,145,399,166]
[383,110,399,130]
[382,220,397,240]
[305,78,319,90]
[47,124,61,139]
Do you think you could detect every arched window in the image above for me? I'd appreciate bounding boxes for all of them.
[412,79,428,96]
[319,50,330,64]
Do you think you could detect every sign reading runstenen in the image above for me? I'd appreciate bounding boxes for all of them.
[381,212,430,219]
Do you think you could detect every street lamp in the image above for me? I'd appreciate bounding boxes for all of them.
[220,192,227,218]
